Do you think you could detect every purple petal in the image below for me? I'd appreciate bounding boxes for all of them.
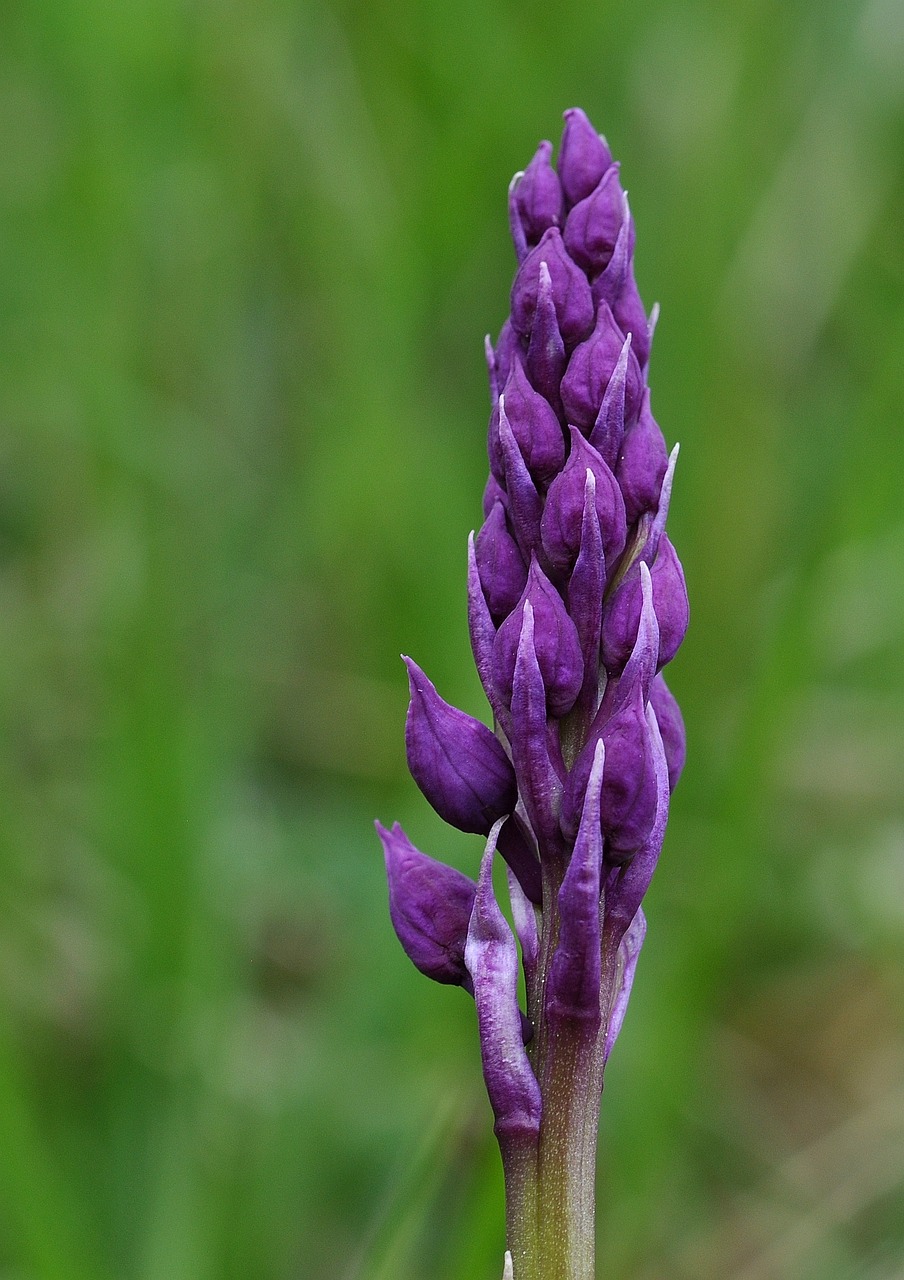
[540,427,627,575]
[650,673,686,791]
[557,107,613,207]
[511,140,564,250]
[563,164,625,274]
[476,501,529,621]
[378,821,476,985]
[603,907,646,1060]
[493,559,584,718]
[405,658,517,834]
[465,825,542,1140]
[547,740,605,1025]
[561,301,644,434]
[482,473,508,519]
[511,227,594,347]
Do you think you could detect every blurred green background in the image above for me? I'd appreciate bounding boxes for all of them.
[1,0,904,1276]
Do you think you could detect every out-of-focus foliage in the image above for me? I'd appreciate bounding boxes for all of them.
[0,0,903,1277]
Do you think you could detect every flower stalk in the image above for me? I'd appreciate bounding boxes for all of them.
[378,108,687,1278]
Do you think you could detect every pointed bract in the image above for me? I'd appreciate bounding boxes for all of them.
[465,827,542,1140]
[488,359,566,486]
[604,907,646,1059]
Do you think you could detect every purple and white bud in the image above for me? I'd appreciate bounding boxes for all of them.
[511,228,595,348]
[493,558,584,718]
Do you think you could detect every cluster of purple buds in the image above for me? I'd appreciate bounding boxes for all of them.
[377,109,687,1276]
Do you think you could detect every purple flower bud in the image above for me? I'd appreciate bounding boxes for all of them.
[511,140,564,251]
[404,657,517,834]
[613,267,650,370]
[378,821,476,985]
[483,472,508,519]
[488,359,566,486]
[465,827,542,1140]
[493,558,584,718]
[650,673,685,791]
[511,228,594,347]
[601,533,688,672]
[564,568,660,855]
[561,302,644,434]
[557,107,613,206]
[598,682,659,861]
[476,501,529,621]
[563,164,625,275]
[540,427,627,575]
[491,318,522,395]
[616,390,668,525]
[524,260,567,410]
[547,740,605,1024]
[603,704,670,945]
[590,193,635,306]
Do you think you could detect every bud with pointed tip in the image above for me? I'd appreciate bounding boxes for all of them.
[650,673,686,791]
[511,227,595,347]
[493,558,584,717]
[601,533,688,672]
[540,428,627,574]
[511,140,565,251]
[378,822,476,985]
[476,501,528,621]
[616,390,669,524]
[563,164,626,275]
[557,107,613,205]
[561,301,644,434]
[488,359,566,486]
[404,657,517,834]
